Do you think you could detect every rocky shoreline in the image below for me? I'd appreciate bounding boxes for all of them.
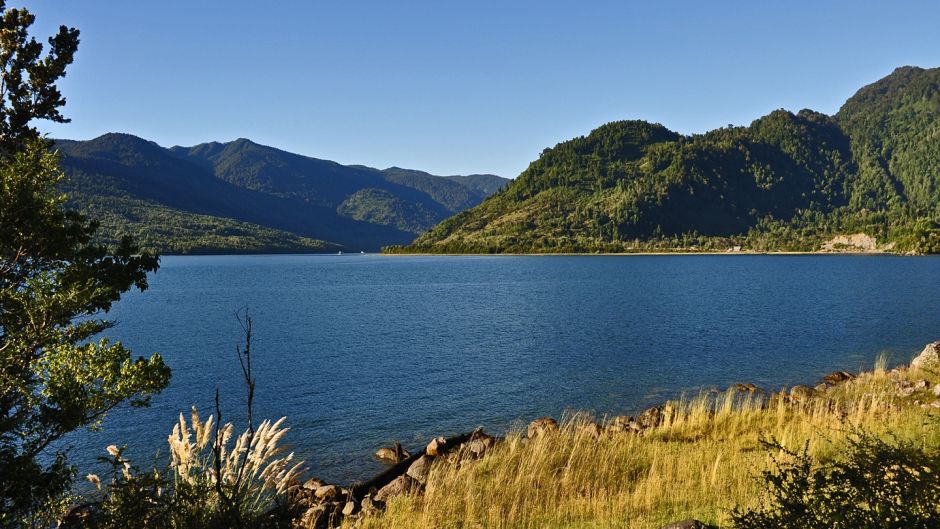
[287,340,940,529]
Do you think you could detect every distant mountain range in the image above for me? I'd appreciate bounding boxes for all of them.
[396,65,940,254]
[54,134,507,253]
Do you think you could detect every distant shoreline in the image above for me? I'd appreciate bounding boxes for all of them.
[379,250,912,257]
[152,250,920,257]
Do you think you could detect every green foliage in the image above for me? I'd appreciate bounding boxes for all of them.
[0,11,171,516]
[898,217,940,254]
[70,194,339,255]
[402,67,940,254]
[731,431,940,529]
[53,134,506,253]
[338,187,440,233]
[0,1,78,156]
[0,139,171,526]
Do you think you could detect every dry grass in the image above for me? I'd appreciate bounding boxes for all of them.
[352,361,940,529]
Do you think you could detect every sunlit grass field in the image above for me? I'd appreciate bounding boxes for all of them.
[351,358,940,529]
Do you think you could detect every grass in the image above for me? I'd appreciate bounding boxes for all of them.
[350,358,940,529]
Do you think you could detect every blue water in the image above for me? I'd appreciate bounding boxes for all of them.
[66,254,940,484]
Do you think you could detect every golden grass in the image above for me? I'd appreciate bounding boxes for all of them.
[351,363,940,529]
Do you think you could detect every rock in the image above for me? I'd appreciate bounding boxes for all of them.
[301,503,338,529]
[912,341,940,370]
[527,417,559,438]
[933,383,940,397]
[374,474,420,503]
[406,455,434,484]
[360,495,383,515]
[660,519,712,529]
[467,438,488,456]
[342,500,359,516]
[814,383,828,392]
[733,383,758,392]
[898,386,916,397]
[426,436,447,456]
[606,415,642,434]
[303,478,324,491]
[789,385,815,401]
[577,422,603,439]
[822,371,855,385]
[59,503,100,529]
[374,444,410,464]
[314,484,339,501]
[637,406,667,429]
[914,379,930,390]
[464,431,497,457]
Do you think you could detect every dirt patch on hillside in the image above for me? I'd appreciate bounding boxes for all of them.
[821,233,889,252]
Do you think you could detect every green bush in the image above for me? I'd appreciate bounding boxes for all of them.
[731,430,940,529]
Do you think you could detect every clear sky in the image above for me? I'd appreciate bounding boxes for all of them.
[22,0,940,178]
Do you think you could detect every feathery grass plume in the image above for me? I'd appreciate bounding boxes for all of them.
[167,406,304,516]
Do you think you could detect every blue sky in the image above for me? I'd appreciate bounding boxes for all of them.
[23,1,940,178]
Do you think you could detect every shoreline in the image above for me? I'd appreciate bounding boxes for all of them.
[153,249,918,257]
[276,342,940,529]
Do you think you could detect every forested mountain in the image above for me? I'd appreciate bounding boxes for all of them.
[395,66,940,254]
[54,134,507,253]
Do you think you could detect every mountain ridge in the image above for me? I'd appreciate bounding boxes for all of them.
[54,134,508,254]
[393,65,940,254]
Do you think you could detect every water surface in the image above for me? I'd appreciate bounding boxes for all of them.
[69,254,940,483]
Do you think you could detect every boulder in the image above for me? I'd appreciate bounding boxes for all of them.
[637,405,673,429]
[789,385,815,401]
[606,415,640,434]
[374,474,420,503]
[933,383,940,397]
[59,503,100,529]
[577,422,603,439]
[912,341,940,370]
[314,484,340,501]
[914,379,930,389]
[464,431,498,457]
[733,383,758,392]
[426,436,447,456]
[360,495,383,515]
[406,455,434,484]
[300,503,339,529]
[342,500,359,516]
[302,478,324,491]
[374,445,410,464]
[467,437,491,456]
[823,371,855,385]
[527,417,559,438]
[660,519,712,529]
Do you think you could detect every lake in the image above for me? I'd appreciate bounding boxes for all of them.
[68,254,940,484]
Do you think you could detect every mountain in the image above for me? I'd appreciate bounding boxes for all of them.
[394,66,940,254]
[54,134,508,253]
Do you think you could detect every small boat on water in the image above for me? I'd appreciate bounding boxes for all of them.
[337,251,343,255]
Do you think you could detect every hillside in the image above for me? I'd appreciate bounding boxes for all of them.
[54,135,507,253]
[395,66,940,254]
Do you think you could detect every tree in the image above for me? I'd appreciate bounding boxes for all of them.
[0,3,170,524]
[0,1,78,155]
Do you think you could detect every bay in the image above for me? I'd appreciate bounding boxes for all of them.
[68,254,940,484]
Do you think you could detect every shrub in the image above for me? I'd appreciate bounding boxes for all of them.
[731,430,940,529]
